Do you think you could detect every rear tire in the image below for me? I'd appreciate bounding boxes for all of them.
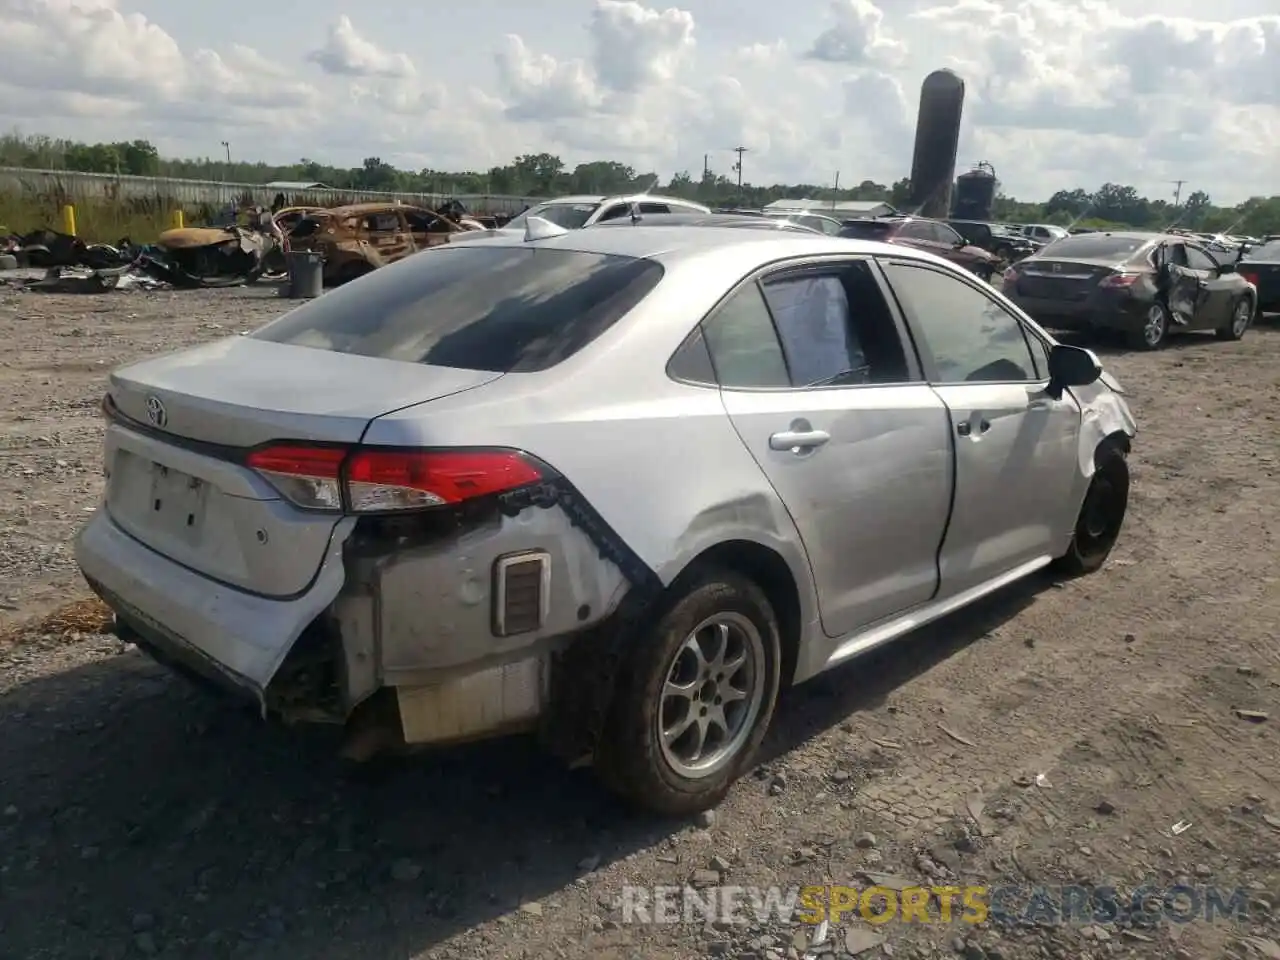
[1126,303,1170,350]
[1051,446,1130,577]
[1215,296,1253,341]
[594,568,782,817]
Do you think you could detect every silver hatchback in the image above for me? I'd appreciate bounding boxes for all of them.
[76,221,1137,815]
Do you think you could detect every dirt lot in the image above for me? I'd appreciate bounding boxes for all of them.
[1,280,1278,960]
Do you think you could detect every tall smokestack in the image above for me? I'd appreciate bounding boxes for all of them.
[908,69,966,219]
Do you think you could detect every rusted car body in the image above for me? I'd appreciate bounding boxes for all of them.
[272,206,328,236]
[151,225,285,287]
[286,203,476,285]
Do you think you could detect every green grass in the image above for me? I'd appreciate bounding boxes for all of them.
[0,191,210,243]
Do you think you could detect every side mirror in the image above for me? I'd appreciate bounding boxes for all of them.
[1047,344,1102,396]
[1217,261,1237,274]
[954,239,967,249]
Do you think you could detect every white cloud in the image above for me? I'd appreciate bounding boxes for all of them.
[805,0,907,67]
[0,0,1276,203]
[305,15,415,79]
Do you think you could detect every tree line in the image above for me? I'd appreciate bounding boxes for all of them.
[2,131,1278,235]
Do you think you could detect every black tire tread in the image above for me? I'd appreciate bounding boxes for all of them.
[1051,447,1130,577]
[594,566,781,817]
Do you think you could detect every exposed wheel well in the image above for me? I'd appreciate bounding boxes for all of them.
[677,540,803,687]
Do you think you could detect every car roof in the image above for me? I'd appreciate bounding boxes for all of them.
[589,213,819,232]
[532,193,703,206]
[447,223,955,271]
[327,202,428,216]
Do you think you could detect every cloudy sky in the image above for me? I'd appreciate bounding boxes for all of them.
[2,0,1277,203]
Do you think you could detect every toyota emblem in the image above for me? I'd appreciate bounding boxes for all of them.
[145,395,167,428]
[1051,263,1062,272]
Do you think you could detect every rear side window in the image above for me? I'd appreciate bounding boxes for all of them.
[252,247,663,373]
[702,283,790,388]
[1040,235,1148,260]
[1247,240,1280,259]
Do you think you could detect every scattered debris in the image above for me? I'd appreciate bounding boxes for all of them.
[1095,799,1117,815]
[1035,772,1052,788]
[1235,709,1269,723]
[844,926,885,955]
[938,723,976,747]
[1170,820,1194,835]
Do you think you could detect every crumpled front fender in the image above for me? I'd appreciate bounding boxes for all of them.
[1070,375,1138,478]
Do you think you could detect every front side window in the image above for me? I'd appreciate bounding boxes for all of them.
[1184,245,1219,271]
[880,261,1038,383]
[252,247,663,373]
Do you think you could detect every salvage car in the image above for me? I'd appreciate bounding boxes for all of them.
[837,216,1001,280]
[1239,238,1280,314]
[1002,231,1257,350]
[76,222,1136,815]
[150,222,286,288]
[946,219,1040,263]
[286,202,476,285]
[762,210,845,235]
[452,193,711,242]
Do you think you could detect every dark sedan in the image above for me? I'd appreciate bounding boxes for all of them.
[837,216,1000,280]
[1002,232,1257,350]
[1240,238,1280,313]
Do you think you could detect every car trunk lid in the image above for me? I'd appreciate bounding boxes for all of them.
[104,337,503,596]
[1015,259,1122,301]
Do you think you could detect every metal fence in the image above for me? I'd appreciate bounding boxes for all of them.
[0,166,540,215]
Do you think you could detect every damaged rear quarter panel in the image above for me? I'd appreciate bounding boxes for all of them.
[342,504,630,685]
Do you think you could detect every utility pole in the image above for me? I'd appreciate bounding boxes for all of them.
[1171,179,1186,206]
[703,154,709,180]
[832,171,840,210]
[732,146,748,190]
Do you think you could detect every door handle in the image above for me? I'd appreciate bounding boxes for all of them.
[769,429,830,452]
[956,418,991,437]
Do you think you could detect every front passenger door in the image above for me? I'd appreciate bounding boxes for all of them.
[1184,243,1232,328]
[704,259,954,638]
[878,259,1083,596]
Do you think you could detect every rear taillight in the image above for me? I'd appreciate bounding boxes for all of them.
[245,444,543,513]
[1099,272,1140,289]
[246,445,347,510]
[100,393,112,420]
[1241,271,1259,288]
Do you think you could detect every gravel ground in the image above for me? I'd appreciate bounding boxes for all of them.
[1,277,1279,960]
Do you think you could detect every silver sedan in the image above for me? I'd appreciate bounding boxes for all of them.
[76,217,1137,815]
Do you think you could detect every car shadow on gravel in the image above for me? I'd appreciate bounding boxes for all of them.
[761,574,1044,764]
[0,576,1047,959]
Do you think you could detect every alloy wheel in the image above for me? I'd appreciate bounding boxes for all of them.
[657,612,766,780]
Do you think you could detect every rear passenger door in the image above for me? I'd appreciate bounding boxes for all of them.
[878,259,1082,596]
[702,258,954,639]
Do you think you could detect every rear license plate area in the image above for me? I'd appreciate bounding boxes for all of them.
[148,463,209,545]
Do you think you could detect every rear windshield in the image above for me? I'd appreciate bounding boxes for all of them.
[252,247,663,372]
[1246,239,1280,260]
[839,220,897,239]
[1038,235,1149,260]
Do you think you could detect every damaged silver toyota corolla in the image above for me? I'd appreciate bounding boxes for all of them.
[75,218,1137,816]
